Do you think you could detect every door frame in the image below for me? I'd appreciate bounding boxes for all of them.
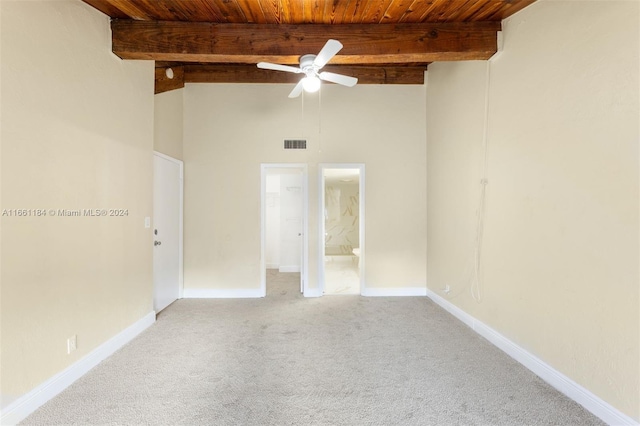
[319,163,365,295]
[260,163,309,297]
[153,151,184,302]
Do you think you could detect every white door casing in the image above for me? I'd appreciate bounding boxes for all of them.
[153,152,183,312]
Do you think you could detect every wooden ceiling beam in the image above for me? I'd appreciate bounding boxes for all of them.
[182,64,427,84]
[155,66,184,94]
[112,21,500,64]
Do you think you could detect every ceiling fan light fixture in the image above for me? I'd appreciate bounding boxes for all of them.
[257,39,356,98]
[302,75,321,93]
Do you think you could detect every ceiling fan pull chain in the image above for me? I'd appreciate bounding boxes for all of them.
[318,88,322,153]
[318,87,321,135]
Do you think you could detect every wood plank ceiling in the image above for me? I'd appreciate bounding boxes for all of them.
[82,0,537,93]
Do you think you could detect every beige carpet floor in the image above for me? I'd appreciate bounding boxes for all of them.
[22,271,603,425]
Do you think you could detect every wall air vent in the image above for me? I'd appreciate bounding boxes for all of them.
[284,139,307,150]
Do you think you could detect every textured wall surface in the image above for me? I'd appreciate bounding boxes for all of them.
[183,83,427,292]
[426,1,639,419]
[154,89,184,161]
[1,0,154,409]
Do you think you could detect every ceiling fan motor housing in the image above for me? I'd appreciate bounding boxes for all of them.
[300,54,318,74]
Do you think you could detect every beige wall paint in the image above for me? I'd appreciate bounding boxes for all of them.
[1,0,154,408]
[426,1,639,419]
[154,89,184,160]
[183,83,426,292]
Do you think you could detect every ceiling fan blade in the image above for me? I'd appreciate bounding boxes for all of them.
[288,80,305,98]
[313,39,343,69]
[257,62,302,73]
[319,71,358,87]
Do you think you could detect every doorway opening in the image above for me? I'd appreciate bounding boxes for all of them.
[319,164,365,295]
[260,164,308,297]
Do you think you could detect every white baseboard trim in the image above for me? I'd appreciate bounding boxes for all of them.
[0,311,156,426]
[426,290,638,426]
[278,266,300,273]
[183,288,263,298]
[303,287,322,297]
[362,286,427,297]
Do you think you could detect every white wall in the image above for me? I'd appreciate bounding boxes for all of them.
[426,1,639,420]
[1,0,154,411]
[154,89,184,160]
[183,83,426,293]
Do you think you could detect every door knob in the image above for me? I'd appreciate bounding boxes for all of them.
[154,240,162,246]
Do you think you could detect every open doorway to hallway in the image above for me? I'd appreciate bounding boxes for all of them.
[261,164,308,297]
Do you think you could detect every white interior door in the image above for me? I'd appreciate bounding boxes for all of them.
[279,172,303,274]
[153,153,183,312]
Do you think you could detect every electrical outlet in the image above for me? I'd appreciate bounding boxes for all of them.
[67,335,77,354]
[444,285,451,294]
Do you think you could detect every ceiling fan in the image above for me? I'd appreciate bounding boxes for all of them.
[257,39,358,98]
